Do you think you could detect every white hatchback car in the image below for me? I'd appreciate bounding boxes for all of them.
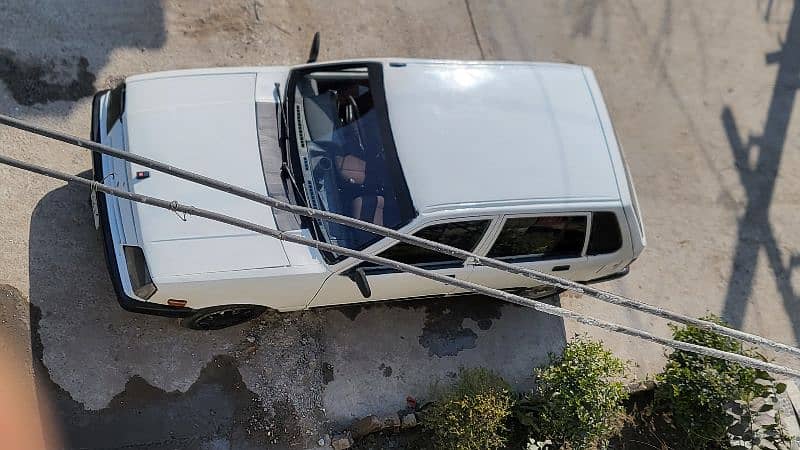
[91,56,645,329]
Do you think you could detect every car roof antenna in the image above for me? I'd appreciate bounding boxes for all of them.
[306,32,321,64]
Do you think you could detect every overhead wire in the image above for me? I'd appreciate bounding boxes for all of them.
[1,112,799,360]
[1,153,799,378]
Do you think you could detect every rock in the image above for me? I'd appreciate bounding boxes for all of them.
[246,336,256,343]
[626,380,657,394]
[380,414,401,431]
[331,434,352,450]
[401,413,417,429]
[350,415,382,439]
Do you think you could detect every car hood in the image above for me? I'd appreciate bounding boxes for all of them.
[123,71,290,277]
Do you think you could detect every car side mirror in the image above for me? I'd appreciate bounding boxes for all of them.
[307,31,321,64]
[345,267,371,298]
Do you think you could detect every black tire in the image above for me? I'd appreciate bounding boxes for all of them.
[181,304,268,330]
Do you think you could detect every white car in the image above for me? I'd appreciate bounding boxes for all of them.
[92,51,645,329]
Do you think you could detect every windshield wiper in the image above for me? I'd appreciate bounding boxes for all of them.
[274,83,289,148]
[274,82,307,203]
[281,162,306,206]
[280,162,329,244]
[275,82,328,244]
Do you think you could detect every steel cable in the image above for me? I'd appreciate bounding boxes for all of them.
[1,153,799,378]
[1,113,798,359]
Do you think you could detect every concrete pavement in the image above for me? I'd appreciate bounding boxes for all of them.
[468,0,800,373]
[1,0,799,448]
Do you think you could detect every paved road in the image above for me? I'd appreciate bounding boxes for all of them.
[471,0,800,372]
[1,0,799,448]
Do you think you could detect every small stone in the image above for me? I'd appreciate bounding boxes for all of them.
[626,380,656,394]
[401,413,417,429]
[318,437,325,447]
[380,414,401,431]
[350,415,382,439]
[331,434,352,450]
[246,336,256,343]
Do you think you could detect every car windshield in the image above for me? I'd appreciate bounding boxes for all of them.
[289,65,414,252]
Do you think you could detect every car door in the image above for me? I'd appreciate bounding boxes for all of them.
[310,218,493,307]
[581,211,634,279]
[465,213,590,291]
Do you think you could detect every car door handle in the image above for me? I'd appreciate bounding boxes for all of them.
[552,265,570,272]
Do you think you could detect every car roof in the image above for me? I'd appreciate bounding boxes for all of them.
[379,59,623,214]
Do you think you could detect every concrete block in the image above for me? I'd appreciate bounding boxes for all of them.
[331,434,352,450]
[380,413,401,431]
[350,415,382,439]
[401,413,417,429]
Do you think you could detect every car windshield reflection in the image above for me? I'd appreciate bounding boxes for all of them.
[290,66,412,251]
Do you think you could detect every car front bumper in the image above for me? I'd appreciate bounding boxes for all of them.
[91,90,194,318]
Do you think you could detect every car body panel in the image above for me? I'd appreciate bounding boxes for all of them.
[580,67,647,254]
[124,72,292,277]
[382,60,620,213]
[93,58,645,315]
[309,215,494,307]
[463,203,634,292]
[152,253,329,311]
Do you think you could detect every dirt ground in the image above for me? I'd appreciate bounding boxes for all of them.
[1,1,800,448]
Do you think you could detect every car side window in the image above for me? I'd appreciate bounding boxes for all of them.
[360,219,491,271]
[586,212,622,255]
[488,216,587,261]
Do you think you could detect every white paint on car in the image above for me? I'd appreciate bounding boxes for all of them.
[96,58,646,312]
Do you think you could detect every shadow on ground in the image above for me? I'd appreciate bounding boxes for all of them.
[0,0,165,109]
[27,174,294,449]
[722,0,800,339]
[26,172,568,447]
[318,292,567,423]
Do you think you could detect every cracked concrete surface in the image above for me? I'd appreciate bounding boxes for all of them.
[2,0,800,448]
[320,297,565,424]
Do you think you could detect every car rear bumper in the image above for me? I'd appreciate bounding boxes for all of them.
[91,90,193,318]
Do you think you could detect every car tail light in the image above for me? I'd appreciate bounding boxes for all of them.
[167,299,187,307]
[122,245,157,299]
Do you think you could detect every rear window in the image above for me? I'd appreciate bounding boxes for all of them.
[488,216,587,261]
[361,219,490,270]
[587,212,623,255]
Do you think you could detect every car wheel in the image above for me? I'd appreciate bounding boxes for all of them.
[181,304,268,330]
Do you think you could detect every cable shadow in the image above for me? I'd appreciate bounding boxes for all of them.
[721,0,800,336]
